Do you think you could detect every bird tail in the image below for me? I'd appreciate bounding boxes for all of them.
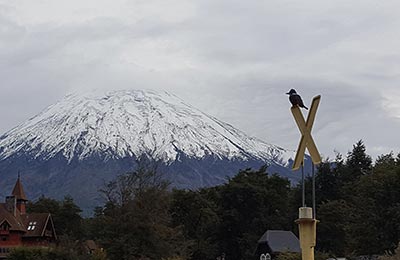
[303,106,309,110]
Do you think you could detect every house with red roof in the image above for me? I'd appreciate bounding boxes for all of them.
[0,176,57,258]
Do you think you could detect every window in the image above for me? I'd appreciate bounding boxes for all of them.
[27,221,37,231]
[0,222,10,231]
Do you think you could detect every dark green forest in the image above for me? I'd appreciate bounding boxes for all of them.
[12,140,400,260]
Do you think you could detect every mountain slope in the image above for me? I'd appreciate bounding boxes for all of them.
[0,90,285,163]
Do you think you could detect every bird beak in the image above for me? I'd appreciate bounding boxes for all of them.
[285,92,290,95]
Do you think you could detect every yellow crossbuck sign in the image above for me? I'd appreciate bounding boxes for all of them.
[291,95,322,170]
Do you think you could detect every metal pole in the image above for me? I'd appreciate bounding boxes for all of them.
[312,162,316,219]
[302,161,305,207]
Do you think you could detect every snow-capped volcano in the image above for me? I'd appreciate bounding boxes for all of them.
[0,90,285,164]
[0,90,298,213]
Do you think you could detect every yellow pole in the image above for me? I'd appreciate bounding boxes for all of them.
[296,207,317,260]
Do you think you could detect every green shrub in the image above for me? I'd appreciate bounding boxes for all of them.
[8,247,108,260]
[275,251,330,260]
[275,252,301,260]
[8,247,69,260]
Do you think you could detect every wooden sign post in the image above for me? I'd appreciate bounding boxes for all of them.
[291,95,321,260]
[291,95,322,170]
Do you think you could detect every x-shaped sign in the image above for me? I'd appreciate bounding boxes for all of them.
[291,95,322,170]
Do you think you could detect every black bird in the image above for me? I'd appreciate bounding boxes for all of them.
[286,89,308,110]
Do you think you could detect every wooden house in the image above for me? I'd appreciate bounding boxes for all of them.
[0,176,57,258]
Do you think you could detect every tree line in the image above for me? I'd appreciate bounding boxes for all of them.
[11,140,400,260]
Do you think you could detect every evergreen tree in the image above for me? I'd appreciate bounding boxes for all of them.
[341,140,372,184]
[58,196,83,238]
[315,160,340,204]
[349,152,400,254]
[215,167,291,260]
[317,200,350,255]
[171,189,220,260]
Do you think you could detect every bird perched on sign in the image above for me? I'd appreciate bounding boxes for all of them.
[286,89,308,110]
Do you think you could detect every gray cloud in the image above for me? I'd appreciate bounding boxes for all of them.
[0,0,399,159]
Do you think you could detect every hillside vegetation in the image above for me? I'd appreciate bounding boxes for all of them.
[12,140,399,260]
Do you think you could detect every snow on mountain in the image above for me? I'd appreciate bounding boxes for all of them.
[0,90,286,164]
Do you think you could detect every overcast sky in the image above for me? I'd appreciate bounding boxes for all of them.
[1,0,399,160]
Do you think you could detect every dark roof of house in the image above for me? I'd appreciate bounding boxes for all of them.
[0,203,26,232]
[258,230,301,253]
[21,213,52,237]
[12,176,28,201]
[0,205,57,239]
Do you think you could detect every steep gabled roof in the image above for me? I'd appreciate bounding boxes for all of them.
[258,230,301,253]
[22,213,57,240]
[0,203,26,232]
[12,176,28,201]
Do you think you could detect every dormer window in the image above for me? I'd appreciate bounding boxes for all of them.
[27,221,37,231]
[0,222,10,231]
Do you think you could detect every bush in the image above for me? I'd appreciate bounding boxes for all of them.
[8,247,71,260]
[275,251,329,260]
[275,252,301,260]
[91,249,108,260]
[8,247,108,260]
[162,256,188,260]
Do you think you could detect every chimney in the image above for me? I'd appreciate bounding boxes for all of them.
[5,196,17,216]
